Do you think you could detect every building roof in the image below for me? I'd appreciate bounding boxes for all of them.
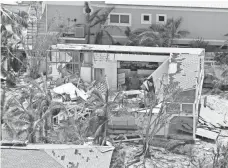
[1,144,115,168]
[104,0,228,9]
[53,44,204,55]
[1,148,63,168]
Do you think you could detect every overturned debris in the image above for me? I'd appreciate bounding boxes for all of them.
[196,128,220,141]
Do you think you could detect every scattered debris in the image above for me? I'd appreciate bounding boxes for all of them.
[53,82,89,101]
[110,134,143,143]
[196,128,219,141]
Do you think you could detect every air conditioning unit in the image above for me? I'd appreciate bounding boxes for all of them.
[75,26,85,38]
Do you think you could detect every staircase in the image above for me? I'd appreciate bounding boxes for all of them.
[26,2,47,48]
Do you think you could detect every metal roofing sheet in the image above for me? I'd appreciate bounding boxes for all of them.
[53,44,204,55]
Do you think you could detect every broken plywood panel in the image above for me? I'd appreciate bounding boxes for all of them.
[110,134,143,143]
[196,128,219,141]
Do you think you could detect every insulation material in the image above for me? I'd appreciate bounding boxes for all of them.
[80,67,92,83]
[53,83,77,100]
[53,83,88,101]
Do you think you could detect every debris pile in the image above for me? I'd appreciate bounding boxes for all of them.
[197,95,228,141]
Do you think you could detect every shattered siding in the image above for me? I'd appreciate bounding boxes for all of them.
[44,146,114,168]
[169,53,200,91]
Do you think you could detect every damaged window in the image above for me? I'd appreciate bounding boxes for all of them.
[47,51,82,80]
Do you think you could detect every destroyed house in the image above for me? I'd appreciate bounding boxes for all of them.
[47,44,205,140]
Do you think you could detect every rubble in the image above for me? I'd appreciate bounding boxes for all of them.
[197,95,228,141]
[53,82,89,101]
[196,128,219,141]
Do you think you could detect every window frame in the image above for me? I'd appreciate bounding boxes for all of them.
[108,13,131,26]
[141,13,152,24]
[156,14,167,24]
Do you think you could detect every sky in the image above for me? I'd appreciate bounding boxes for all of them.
[2,0,228,8]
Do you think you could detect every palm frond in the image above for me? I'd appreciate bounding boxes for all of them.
[131,28,151,35]
[89,89,105,103]
[176,30,190,38]
[149,23,166,32]
[27,79,46,95]
[103,30,115,44]
[124,27,131,37]
[221,69,228,78]
[94,123,104,139]
[103,25,122,32]
[173,17,183,30]
[88,8,102,23]
[17,129,28,137]
[1,7,28,28]
[2,106,21,119]
[2,122,17,138]
[31,102,66,134]
[94,31,103,44]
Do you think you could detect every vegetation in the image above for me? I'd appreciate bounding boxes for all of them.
[94,7,122,45]
[86,87,124,145]
[23,9,65,79]
[214,52,228,65]
[1,6,29,85]
[125,17,189,47]
[189,141,228,168]
[1,76,66,143]
[127,75,182,166]
[1,2,228,168]
[189,37,209,50]
[82,2,119,44]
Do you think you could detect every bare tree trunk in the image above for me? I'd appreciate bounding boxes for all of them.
[86,14,91,44]
[44,118,48,143]
[102,90,109,145]
[29,131,36,143]
[87,25,91,44]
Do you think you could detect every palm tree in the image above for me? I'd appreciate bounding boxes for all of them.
[86,84,124,145]
[82,2,117,44]
[93,7,121,44]
[189,37,209,49]
[165,17,190,46]
[1,77,66,143]
[1,6,29,72]
[219,33,228,50]
[206,65,228,94]
[125,17,189,47]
